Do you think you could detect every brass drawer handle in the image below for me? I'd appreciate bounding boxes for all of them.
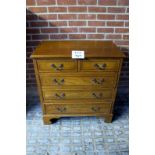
[94,63,106,70]
[53,79,65,85]
[51,64,64,71]
[92,92,103,99]
[91,106,101,112]
[92,78,104,84]
[55,93,65,99]
[57,107,66,112]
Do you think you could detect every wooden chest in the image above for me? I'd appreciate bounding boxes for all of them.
[31,41,125,124]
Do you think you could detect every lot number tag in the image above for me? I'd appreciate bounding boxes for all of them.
[72,50,85,59]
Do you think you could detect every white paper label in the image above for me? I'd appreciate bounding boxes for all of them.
[72,50,85,59]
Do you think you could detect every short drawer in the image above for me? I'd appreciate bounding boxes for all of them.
[37,60,77,72]
[39,74,117,88]
[79,59,120,71]
[44,103,111,114]
[42,89,114,101]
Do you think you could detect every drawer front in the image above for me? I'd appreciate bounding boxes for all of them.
[45,103,111,114]
[37,60,77,72]
[39,75,117,88]
[80,59,120,71]
[42,89,113,100]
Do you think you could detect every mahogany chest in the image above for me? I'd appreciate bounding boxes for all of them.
[31,41,125,124]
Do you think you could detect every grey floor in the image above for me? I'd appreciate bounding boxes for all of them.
[26,94,129,155]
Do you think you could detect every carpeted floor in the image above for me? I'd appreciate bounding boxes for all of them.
[26,94,129,155]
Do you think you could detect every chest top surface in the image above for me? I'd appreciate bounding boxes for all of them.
[31,41,125,59]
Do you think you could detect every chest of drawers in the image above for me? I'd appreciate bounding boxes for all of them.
[31,41,125,124]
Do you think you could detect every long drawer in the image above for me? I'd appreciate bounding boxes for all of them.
[44,103,111,114]
[42,89,114,101]
[39,74,117,88]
